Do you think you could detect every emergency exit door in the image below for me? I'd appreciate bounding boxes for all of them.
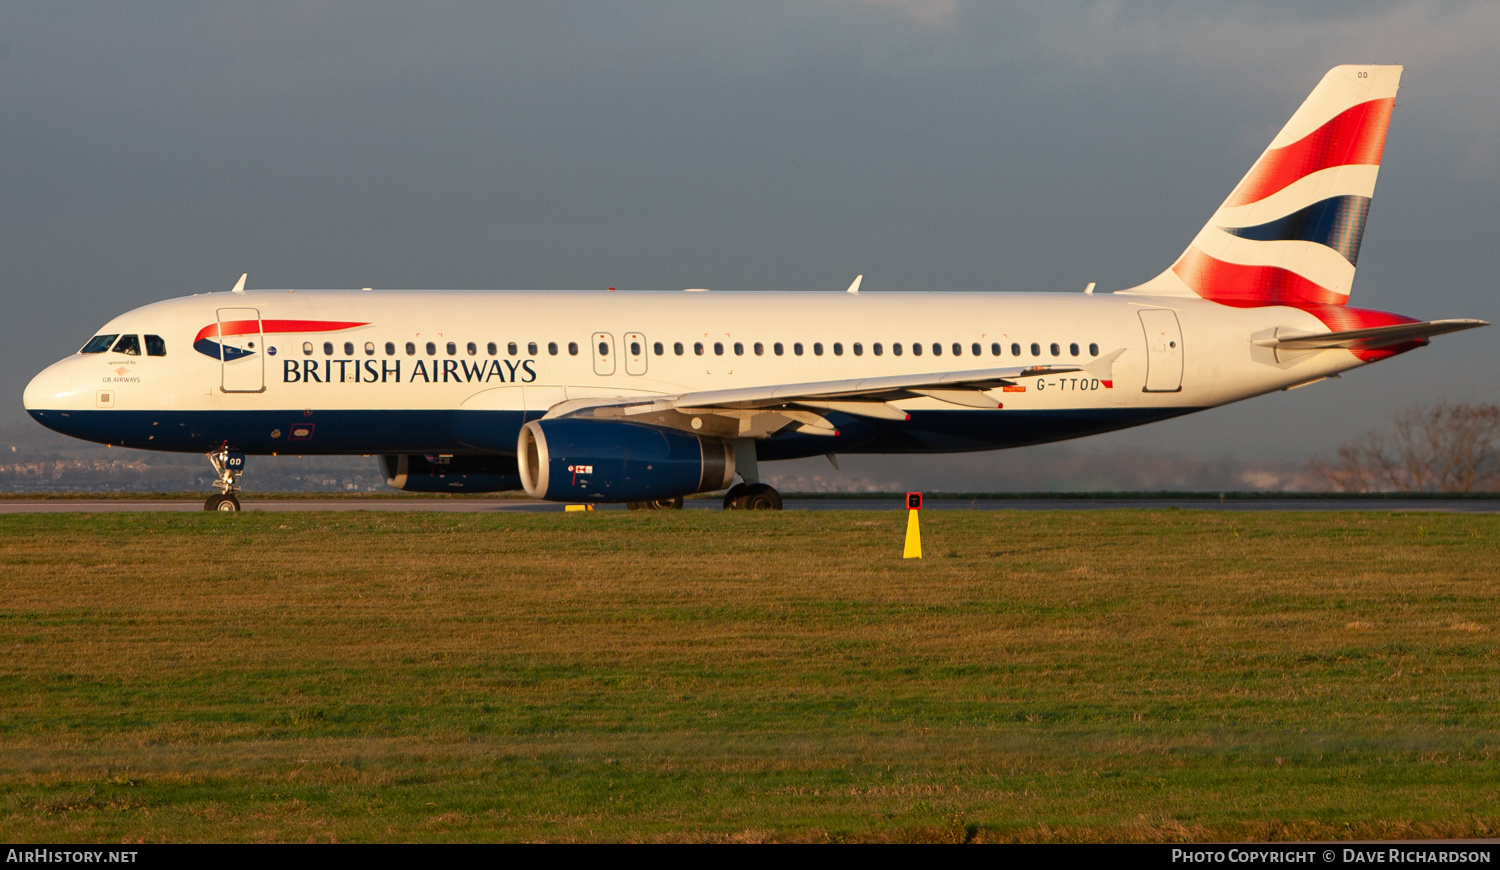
[591,332,615,376]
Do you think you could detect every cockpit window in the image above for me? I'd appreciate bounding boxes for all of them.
[80,334,118,354]
[145,335,167,357]
[111,335,142,356]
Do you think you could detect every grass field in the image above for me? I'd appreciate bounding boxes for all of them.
[1,509,1496,842]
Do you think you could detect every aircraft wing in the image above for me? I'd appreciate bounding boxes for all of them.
[542,348,1125,438]
[1255,318,1488,351]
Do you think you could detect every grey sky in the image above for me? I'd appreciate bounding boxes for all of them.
[2,1,1495,466]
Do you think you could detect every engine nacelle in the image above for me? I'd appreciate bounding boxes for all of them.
[517,419,734,503]
[381,454,523,493]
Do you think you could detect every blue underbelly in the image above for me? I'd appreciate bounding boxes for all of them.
[28,406,1203,457]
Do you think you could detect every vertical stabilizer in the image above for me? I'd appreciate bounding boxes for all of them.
[1119,65,1402,307]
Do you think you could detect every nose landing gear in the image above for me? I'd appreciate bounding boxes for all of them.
[203,444,246,512]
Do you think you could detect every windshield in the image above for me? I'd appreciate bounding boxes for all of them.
[111,335,142,356]
[80,334,118,354]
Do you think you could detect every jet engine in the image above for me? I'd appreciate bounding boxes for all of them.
[517,419,734,502]
[380,453,523,492]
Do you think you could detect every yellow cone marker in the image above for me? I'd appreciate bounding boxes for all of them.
[904,492,922,559]
[565,504,594,512]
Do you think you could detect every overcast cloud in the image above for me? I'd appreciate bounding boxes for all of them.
[1,1,1495,474]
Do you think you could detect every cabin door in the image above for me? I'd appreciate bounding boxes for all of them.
[216,307,265,393]
[1138,309,1183,393]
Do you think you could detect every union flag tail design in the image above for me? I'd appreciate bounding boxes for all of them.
[1120,65,1402,307]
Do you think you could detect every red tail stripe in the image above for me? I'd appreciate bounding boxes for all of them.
[1227,98,1393,207]
[194,319,369,342]
[1173,247,1345,307]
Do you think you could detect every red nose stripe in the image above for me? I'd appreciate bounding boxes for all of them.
[194,319,369,342]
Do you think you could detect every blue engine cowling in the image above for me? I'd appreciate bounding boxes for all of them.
[517,419,735,503]
[381,453,523,492]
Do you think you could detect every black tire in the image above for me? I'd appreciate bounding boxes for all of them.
[742,483,782,511]
[722,483,748,510]
[628,498,684,511]
[205,494,242,512]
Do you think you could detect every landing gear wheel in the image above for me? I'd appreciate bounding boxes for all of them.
[724,483,782,511]
[204,444,247,512]
[628,497,685,511]
[204,494,242,512]
[741,483,782,511]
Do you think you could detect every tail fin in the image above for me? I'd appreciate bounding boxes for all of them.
[1119,65,1402,307]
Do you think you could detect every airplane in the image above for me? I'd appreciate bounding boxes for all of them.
[22,65,1487,511]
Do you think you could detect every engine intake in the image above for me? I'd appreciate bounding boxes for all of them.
[517,419,734,503]
[381,453,523,493]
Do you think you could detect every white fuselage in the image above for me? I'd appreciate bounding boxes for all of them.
[24,288,1371,461]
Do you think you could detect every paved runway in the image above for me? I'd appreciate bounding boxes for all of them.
[1,497,1497,513]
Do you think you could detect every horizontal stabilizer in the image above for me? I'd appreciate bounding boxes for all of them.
[1254,318,1488,351]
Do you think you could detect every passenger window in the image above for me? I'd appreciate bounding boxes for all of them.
[833,342,843,356]
[112,335,141,356]
[931,343,941,356]
[365,341,376,355]
[630,340,642,355]
[873,342,883,356]
[467,342,477,356]
[694,342,704,356]
[893,343,903,356]
[1069,343,1079,356]
[508,342,518,355]
[713,342,723,356]
[991,343,1001,356]
[852,342,862,356]
[446,342,456,355]
[1011,343,1021,356]
[325,341,335,356]
[1030,343,1040,356]
[426,342,436,355]
[80,334,118,354]
[597,341,608,356]
[794,342,804,356]
[773,342,784,356]
[653,342,664,356]
[387,342,397,355]
[1050,343,1060,356]
[548,342,559,356]
[674,342,684,355]
[952,343,962,356]
[971,343,980,357]
[345,341,355,355]
[527,342,538,355]
[753,342,764,356]
[813,342,823,356]
[486,342,496,355]
[913,343,923,357]
[145,335,167,357]
[733,342,743,356]
[570,342,580,356]
[406,342,416,355]
[1089,342,1099,356]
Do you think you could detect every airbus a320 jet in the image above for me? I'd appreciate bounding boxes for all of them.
[23,66,1486,510]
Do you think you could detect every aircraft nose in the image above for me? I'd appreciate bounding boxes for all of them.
[23,363,75,411]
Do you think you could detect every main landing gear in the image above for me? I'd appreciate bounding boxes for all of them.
[203,444,246,512]
[627,497,685,511]
[723,482,783,511]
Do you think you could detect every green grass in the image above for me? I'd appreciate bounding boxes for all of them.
[0,510,1496,842]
